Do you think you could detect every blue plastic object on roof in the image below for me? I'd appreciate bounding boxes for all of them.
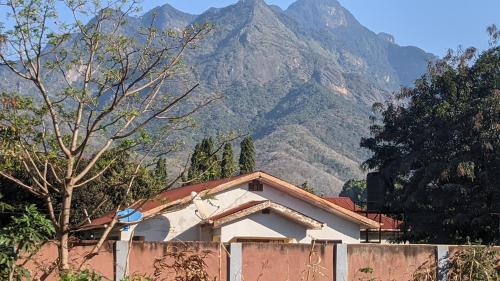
[117,208,143,232]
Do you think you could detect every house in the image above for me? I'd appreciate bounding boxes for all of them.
[324,197,402,243]
[82,172,379,244]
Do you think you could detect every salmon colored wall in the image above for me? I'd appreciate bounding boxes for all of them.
[20,241,115,281]
[19,242,499,281]
[347,244,437,281]
[241,243,335,281]
[128,241,227,281]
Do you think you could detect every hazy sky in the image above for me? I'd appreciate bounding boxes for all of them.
[1,1,498,56]
[141,0,499,57]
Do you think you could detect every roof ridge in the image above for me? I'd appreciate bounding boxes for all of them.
[82,171,380,230]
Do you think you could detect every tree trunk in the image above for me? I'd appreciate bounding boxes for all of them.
[58,185,73,272]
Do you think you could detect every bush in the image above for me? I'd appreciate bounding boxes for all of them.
[447,246,499,281]
[0,205,55,280]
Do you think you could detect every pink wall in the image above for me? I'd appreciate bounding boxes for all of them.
[19,242,500,281]
[347,244,437,281]
[128,242,227,281]
[241,243,335,281]
[21,241,115,280]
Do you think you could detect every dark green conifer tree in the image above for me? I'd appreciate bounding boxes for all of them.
[154,158,168,187]
[239,136,255,174]
[187,143,203,182]
[200,137,220,181]
[187,138,221,183]
[220,143,236,178]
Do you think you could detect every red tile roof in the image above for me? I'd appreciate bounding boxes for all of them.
[209,201,267,221]
[138,174,248,213]
[324,197,401,231]
[362,213,401,230]
[80,172,381,231]
[82,174,249,229]
[324,197,361,212]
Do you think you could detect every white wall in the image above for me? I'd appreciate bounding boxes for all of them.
[133,204,201,241]
[132,182,361,243]
[219,210,308,242]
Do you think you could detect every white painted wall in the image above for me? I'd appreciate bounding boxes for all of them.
[219,210,308,242]
[131,182,361,243]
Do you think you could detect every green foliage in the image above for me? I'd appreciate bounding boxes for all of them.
[361,45,500,244]
[154,158,168,187]
[200,137,221,181]
[59,270,103,281]
[300,182,315,194]
[0,175,43,228]
[0,205,55,280]
[187,144,204,183]
[71,149,163,226]
[220,143,237,178]
[357,267,378,281]
[120,276,152,281]
[187,137,221,183]
[59,270,153,281]
[239,137,255,174]
[339,179,367,206]
[0,193,13,213]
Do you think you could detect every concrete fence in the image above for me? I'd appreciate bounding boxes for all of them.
[20,241,497,281]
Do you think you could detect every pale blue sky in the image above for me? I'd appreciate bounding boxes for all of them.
[1,1,498,56]
[142,0,499,57]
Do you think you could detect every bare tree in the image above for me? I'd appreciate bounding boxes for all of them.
[0,0,213,272]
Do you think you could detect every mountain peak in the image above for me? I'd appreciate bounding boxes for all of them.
[238,0,266,4]
[236,0,269,11]
[148,3,194,17]
[286,0,352,30]
[378,32,395,44]
[292,0,342,6]
[141,3,195,30]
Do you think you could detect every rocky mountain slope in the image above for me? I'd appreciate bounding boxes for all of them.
[178,0,433,194]
[0,0,434,194]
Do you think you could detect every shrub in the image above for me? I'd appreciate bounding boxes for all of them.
[447,246,499,281]
[0,205,55,280]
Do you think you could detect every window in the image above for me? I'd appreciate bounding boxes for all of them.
[248,180,263,191]
[261,209,270,214]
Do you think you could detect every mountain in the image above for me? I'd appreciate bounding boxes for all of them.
[0,0,435,195]
[142,4,195,30]
[176,0,434,194]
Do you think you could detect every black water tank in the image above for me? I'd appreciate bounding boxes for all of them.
[367,172,386,212]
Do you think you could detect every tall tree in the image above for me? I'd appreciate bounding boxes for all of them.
[220,143,236,178]
[0,0,212,271]
[187,138,221,183]
[339,180,367,206]
[239,137,255,174]
[361,42,500,244]
[154,158,168,186]
[187,144,204,183]
[200,137,220,181]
